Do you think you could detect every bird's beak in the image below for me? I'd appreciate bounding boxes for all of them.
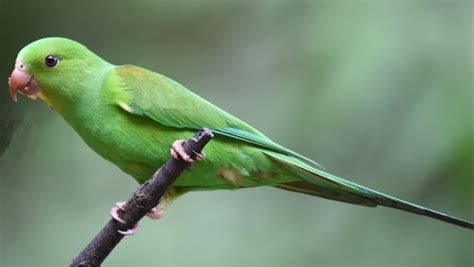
[8,61,41,102]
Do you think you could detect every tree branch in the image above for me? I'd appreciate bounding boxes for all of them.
[70,128,214,267]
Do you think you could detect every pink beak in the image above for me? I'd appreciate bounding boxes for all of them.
[8,62,40,102]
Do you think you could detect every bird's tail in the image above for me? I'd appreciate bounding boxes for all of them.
[265,151,474,230]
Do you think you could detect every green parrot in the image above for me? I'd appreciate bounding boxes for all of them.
[8,37,473,233]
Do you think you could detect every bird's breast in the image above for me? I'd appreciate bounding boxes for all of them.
[63,102,176,180]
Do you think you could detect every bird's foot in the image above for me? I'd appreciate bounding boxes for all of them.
[146,205,164,220]
[192,150,206,161]
[110,201,128,224]
[110,202,138,235]
[170,139,206,162]
[117,224,139,236]
[110,202,164,235]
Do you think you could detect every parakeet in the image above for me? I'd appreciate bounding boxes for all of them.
[8,37,473,232]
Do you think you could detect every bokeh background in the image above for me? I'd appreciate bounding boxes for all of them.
[0,1,473,266]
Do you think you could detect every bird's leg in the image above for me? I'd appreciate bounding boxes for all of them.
[110,202,164,235]
[170,139,206,162]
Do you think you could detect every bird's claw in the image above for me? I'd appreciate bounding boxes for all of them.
[110,201,127,224]
[192,150,206,161]
[110,201,164,235]
[111,201,139,235]
[171,139,193,162]
[170,139,206,162]
[118,224,139,236]
[146,206,164,220]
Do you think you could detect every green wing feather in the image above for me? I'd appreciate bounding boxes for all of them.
[211,127,324,169]
[112,65,260,132]
[110,65,473,229]
[112,65,324,168]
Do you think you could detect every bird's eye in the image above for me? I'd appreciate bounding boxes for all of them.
[44,55,60,68]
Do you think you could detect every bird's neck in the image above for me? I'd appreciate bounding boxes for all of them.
[41,64,116,133]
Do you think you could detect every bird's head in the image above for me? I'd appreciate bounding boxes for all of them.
[9,37,112,109]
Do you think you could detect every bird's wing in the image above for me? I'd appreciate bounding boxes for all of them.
[109,65,323,168]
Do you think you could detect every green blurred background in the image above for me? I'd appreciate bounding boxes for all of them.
[0,1,473,266]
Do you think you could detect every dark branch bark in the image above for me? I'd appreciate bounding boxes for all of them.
[70,128,214,267]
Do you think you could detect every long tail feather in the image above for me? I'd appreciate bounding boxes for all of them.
[265,151,474,230]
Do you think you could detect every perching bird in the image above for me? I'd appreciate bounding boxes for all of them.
[8,37,473,233]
